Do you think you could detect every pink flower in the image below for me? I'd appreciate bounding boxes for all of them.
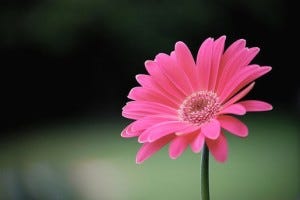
[121,36,272,164]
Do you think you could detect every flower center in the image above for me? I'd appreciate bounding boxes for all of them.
[178,91,220,125]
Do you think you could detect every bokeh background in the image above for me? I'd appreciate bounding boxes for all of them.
[0,0,299,199]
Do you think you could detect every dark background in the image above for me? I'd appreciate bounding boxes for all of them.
[0,0,297,134]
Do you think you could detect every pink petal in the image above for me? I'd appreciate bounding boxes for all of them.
[221,82,255,108]
[209,36,226,91]
[127,86,151,100]
[218,115,248,137]
[135,74,152,87]
[218,104,246,115]
[144,60,185,100]
[201,119,220,140]
[238,100,273,112]
[230,47,260,73]
[169,136,189,159]
[227,66,271,101]
[219,65,271,102]
[122,111,143,120]
[206,132,228,162]
[136,135,174,164]
[131,115,177,132]
[122,101,177,119]
[218,47,260,90]
[190,133,205,153]
[175,125,200,136]
[128,86,179,107]
[221,39,246,63]
[138,121,191,143]
[174,41,197,91]
[155,53,193,95]
[121,123,142,138]
[215,39,246,90]
[196,38,214,90]
[217,62,255,99]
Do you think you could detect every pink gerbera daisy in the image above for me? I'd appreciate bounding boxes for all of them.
[121,36,272,164]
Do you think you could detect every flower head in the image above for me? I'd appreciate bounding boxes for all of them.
[121,36,272,163]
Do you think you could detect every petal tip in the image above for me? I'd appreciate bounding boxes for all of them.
[127,88,135,99]
[263,66,272,72]
[120,132,126,137]
[252,47,260,53]
[138,137,147,143]
[144,60,155,69]
[135,157,143,164]
[266,104,273,111]
[217,157,227,163]
[175,41,186,47]
[135,74,142,81]
[240,130,248,138]
[239,39,246,44]
[218,35,227,41]
[169,147,181,160]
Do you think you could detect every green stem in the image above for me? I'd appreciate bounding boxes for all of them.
[201,144,210,200]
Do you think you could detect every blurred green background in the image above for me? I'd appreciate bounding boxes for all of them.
[0,0,299,199]
[0,113,299,199]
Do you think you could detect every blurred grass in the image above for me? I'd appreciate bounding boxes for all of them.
[0,112,299,200]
